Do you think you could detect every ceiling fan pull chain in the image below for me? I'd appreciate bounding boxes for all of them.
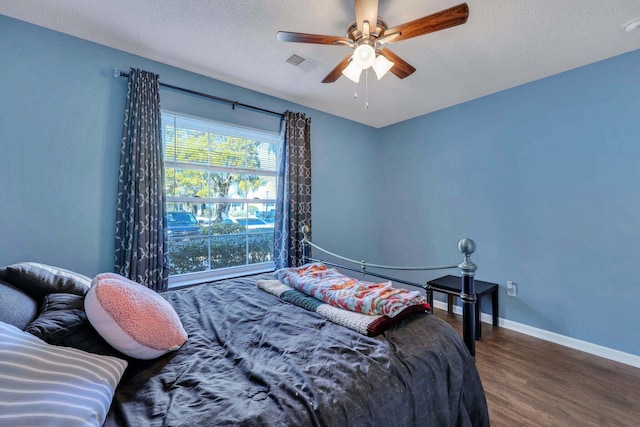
[365,69,369,109]
[353,81,358,100]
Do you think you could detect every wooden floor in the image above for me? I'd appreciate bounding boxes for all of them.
[433,309,640,426]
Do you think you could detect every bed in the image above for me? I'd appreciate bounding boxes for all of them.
[0,253,489,426]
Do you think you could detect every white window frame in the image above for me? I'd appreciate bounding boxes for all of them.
[162,111,281,288]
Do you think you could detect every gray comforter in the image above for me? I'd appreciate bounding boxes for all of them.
[105,274,489,426]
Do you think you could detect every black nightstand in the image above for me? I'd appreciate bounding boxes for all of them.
[426,275,499,339]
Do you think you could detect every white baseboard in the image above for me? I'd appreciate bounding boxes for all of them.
[432,300,640,369]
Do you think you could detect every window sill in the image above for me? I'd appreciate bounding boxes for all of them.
[168,262,275,289]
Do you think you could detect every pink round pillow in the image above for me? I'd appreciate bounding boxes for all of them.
[85,273,187,360]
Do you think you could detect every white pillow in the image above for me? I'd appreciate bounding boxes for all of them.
[85,273,188,360]
[0,321,127,427]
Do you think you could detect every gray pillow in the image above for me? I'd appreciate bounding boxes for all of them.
[0,279,38,330]
[5,262,91,301]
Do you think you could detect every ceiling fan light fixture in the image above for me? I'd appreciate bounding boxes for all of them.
[352,44,376,69]
[342,61,362,83]
[372,54,394,80]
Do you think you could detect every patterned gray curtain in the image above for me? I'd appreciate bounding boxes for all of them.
[114,68,168,291]
[274,111,312,269]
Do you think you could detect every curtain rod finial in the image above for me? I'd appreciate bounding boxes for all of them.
[113,67,121,78]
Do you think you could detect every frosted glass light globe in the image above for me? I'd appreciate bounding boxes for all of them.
[352,44,376,69]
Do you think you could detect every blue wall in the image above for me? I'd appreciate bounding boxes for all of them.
[1,14,638,356]
[377,50,640,356]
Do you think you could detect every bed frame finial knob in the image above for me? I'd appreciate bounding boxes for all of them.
[458,238,476,256]
[458,238,477,276]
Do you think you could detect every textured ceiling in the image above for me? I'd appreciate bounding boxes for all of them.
[2,0,640,128]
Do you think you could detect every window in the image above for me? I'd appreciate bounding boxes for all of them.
[162,112,280,286]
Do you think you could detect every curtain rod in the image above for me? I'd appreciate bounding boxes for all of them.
[114,68,284,119]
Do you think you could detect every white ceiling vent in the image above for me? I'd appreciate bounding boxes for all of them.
[284,53,319,72]
[285,54,306,66]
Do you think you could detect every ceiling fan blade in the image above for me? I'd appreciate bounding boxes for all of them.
[378,48,416,79]
[384,3,469,42]
[277,31,350,45]
[322,55,352,83]
[354,0,379,35]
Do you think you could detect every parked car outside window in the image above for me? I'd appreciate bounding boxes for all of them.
[166,211,200,237]
[256,210,275,223]
[222,217,273,230]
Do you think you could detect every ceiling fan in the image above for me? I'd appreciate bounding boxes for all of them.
[277,0,469,83]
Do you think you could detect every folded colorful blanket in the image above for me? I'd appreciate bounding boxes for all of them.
[257,279,429,336]
[274,262,430,318]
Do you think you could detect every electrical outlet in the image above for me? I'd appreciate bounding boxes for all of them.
[506,280,517,297]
